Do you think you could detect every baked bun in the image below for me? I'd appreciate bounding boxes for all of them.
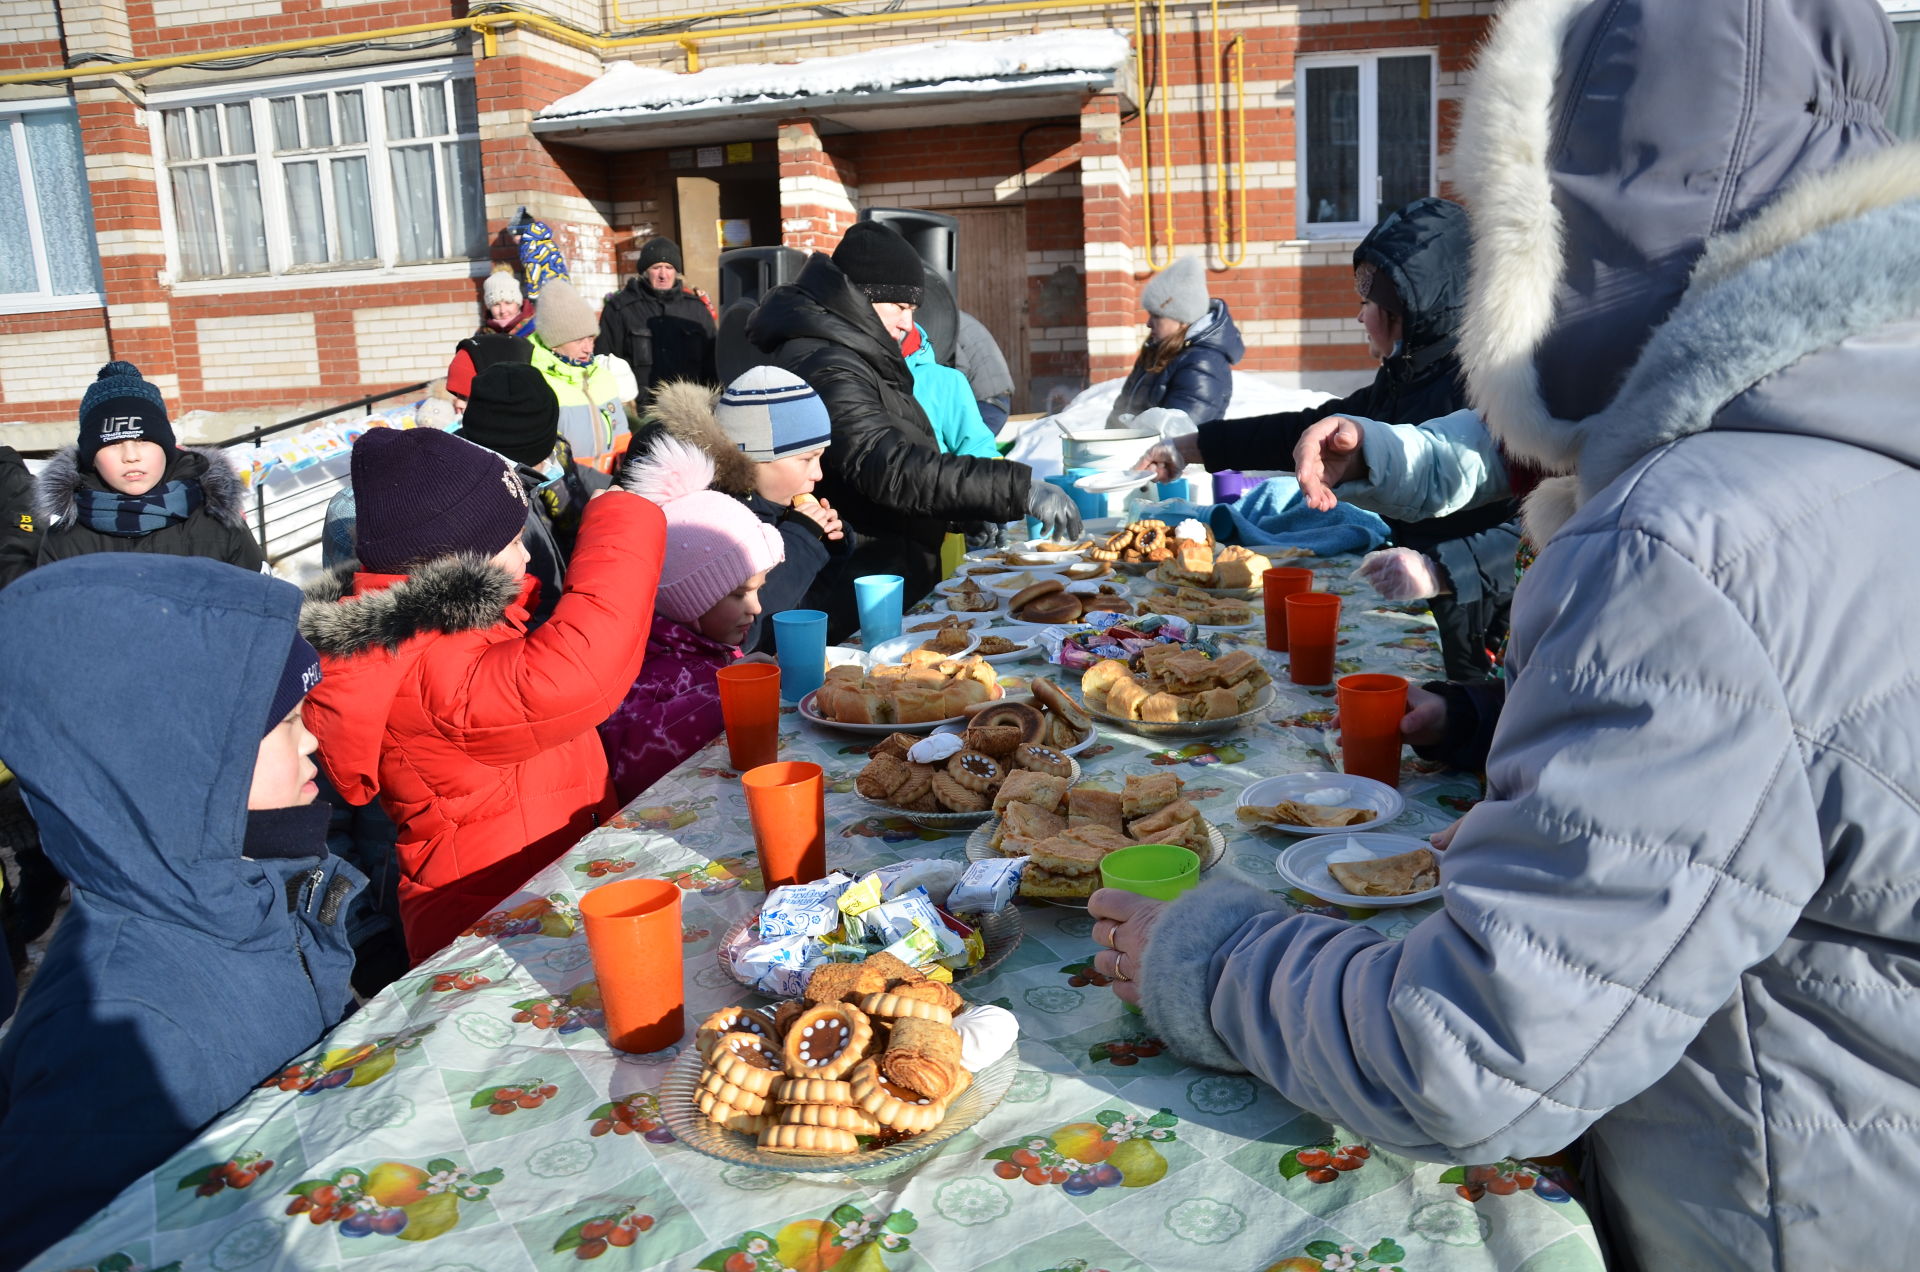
[1018,591,1083,624]
[972,700,1048,743]
[1008,578,1065,613]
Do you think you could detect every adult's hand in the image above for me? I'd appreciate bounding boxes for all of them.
[792,496,843,540]
[1027,478,1083,541]
[1429,814,1464,851]
[1088,888,1168,1008]
[1295,415,1366,510]
[1401,684,1446,746]
[1140,433,1203,483]
[1356,547,1446,601]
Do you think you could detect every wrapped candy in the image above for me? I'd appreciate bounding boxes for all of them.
[947,856,1027,915]
[870,859,964,909]
[759,873,854,939]
[731,933,829,998]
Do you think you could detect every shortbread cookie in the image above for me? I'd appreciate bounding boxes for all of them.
[804,961,888,1005]
[698,1069,770,1116]
[857,990,955,1026]
[696,1086,773,1133]
[758,1123,861,1156]
[931,771,991,812]
[696,1005,774,1060]
[947,750,1003,793]
[779,1102,881,1135]
[710,1031,783,1096]
[774,1076,854,1105]
[849,1057,948,1133]
[890,762,937,809]
[783,1003,874,1079]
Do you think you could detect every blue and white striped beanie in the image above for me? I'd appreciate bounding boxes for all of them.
[714,366,833,462]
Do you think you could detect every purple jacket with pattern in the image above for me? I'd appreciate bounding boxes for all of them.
[598,615,736,805]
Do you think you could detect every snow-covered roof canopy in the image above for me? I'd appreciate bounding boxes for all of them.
[534,30,1132,150]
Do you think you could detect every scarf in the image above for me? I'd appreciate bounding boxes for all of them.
[74,477,203,537]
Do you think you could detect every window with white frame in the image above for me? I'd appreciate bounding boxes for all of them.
[1890,9,1920,139]
[1295,51,1435,239]
[0,105,105,308]
[158,67,485,282]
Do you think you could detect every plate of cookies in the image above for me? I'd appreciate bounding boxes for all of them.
[1077,646,1276,737]
[960,683,1096,754]
[801,654,1004,733]
[663,960,1020,1175]
[854,722,1082,828]
[964,772,1225,904]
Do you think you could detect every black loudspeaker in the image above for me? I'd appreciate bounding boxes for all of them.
[718,246,808,308]
[859,207,959,306]
[714,299,770,384]
[916,269,959,368]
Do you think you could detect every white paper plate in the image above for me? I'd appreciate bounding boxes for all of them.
[1235,773,1405,835]
[1274,832,1440,908]
[931,594,1005,617]
[863,631,981,666]
[898,612,996,637]
[970,622,1047,664]
[1075,468,1156,495]
[797,690,977,735]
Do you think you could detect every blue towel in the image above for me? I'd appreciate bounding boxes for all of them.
[1143,476,1390,556]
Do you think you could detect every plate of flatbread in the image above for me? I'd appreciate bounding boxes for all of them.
[1234,773,1403,835]
[1275,832,1440,907]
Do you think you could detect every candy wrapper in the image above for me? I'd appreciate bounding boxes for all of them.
[731,933,829,998]
[947,856,1027,915]
[1039,613,1214,671]
[759,873,853,939]
[855,887,964,959]
[906,733,965,764]
[870,859,964,909]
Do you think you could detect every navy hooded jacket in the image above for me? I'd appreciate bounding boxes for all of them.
[1108,297,1245,425]
[0,555,362,1271]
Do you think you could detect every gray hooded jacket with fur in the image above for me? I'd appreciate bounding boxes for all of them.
[34,444,264,573]
[1141,3,1920,1269]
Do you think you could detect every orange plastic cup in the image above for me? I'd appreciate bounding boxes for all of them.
[1337,673,1409,787]
[741,760,827,890]
[715,662,781,771]
[579,878,684,1053]
[1285,592,1342,685]
[1263,567,1315,651]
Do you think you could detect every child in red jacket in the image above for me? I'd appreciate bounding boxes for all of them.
[301,427,664,963]
[598,435,784,803]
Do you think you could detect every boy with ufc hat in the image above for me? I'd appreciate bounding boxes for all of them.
[36,361,264,571]
[300,426,666,963]
[634,365,844,652]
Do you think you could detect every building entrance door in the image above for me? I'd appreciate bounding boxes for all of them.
[949,205,1030,412]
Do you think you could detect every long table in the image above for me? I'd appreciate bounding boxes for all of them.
[29,559,1604,1272]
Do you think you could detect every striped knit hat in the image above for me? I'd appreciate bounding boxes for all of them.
[713,366,833,462]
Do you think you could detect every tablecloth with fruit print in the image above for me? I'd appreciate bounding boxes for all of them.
[29,558,1605,1272]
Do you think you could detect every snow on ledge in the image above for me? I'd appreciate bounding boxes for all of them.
[539,29,1131,121]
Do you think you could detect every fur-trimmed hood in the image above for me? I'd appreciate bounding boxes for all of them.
[300,555,525,658]
[1456,0,1908,541]
[643,379,757,496]
[34,444,250,528]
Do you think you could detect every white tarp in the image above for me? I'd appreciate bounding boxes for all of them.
[539,29,1132,121]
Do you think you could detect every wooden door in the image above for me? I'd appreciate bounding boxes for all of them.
[949,205,1030,412]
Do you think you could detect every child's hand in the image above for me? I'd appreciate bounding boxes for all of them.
[738,652,777,665]
[793,497,843,540]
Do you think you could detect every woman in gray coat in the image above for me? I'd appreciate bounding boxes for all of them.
[1091,2,1920,1268]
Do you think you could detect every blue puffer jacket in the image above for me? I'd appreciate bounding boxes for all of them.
[0,556,362,1271]
[1108,297,1243,425]
[1139,3,1913,1269]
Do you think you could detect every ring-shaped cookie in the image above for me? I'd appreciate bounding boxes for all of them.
[946,749,1003,793]
[774,1076,855,1105]
[1014,743,1073,778]
[758,1123,862,1156]
[710,1031,784,1096]
[779,1102,881,1135]
[696,1086,773,1135]
[782,1003,873,1079]
[696,1005,774,1060]
[697,1069,770,1116]
[849,1057,948,1133]
[855,991,955,1026]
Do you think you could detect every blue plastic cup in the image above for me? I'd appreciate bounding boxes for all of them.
[772,609,828,704]
[854,574,904,646]
[1047,471,1106,522]
[1155,478,1190,502]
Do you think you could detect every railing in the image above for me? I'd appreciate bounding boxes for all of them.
[213,381,430,568]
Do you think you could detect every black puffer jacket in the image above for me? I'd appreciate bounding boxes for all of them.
[595,278,717,404]
[746,253,1031,639]
[35,445,265,573]
[1108,298,1244,425]
[0,446,36,589]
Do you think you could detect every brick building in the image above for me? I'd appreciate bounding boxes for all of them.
[6,1,1912,435]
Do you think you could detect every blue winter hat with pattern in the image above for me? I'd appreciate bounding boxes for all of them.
[79,361,176,466]
[715,366,832,461]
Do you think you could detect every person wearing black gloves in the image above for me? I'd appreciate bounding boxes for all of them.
[747,220,1076,640]
[595,237,718,408]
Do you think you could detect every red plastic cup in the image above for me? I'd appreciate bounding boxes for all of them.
[1263,567,1315,651]
[579,878,684,1053]
[741,760,827,890]
[1337,673,1409,787]
[1284,592,1342,685]
[715,662,781,771]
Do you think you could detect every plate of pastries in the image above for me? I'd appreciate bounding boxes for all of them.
[1077,646,1275,737]
[801,653,1002,732]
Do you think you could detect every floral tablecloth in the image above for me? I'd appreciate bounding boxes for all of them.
[32,559,1604,1272]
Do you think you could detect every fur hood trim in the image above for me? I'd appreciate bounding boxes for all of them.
[35,444,251,528]
[645,379,756,496]
[299,555,522,657]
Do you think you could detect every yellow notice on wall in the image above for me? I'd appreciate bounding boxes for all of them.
[725,142,754,164]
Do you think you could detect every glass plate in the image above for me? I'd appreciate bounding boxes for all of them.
[1077,683,1277,738]
[660,1041,1019,1179]
[855,756,1080,829]
[717,905,1023,989]
[965,816,1227,908]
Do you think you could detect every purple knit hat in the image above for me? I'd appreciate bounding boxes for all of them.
[621,434,784,625]
[351,427,530,574]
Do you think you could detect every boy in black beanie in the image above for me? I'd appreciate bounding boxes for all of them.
[36,361,265,572]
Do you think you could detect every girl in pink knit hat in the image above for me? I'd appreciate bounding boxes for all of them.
[598,435,785,802]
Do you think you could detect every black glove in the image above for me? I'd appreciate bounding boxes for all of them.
[1026,477,1083,542]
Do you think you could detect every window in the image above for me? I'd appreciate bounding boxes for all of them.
[0,105,105,309]
[1891,12,1920,139]
[1295,51,1435,239]
[158,67,485,282]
